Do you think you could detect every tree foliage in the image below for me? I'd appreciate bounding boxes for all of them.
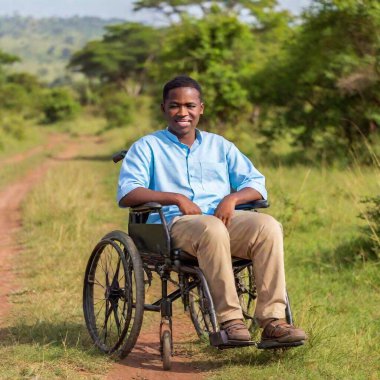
[134,0,290,30]
[64,0,380,156]
[154,10,257,129]
[68,23,159,94]
[253,0,380,150]
[41,88,80,123]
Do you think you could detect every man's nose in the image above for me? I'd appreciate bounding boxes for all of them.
[177,106,188,116]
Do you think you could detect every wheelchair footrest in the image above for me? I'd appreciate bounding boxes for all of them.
[209,331,256,349]
[257,340,305,349]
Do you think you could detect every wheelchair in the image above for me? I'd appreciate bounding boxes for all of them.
[83,150,303,371]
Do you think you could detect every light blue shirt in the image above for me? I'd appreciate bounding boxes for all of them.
[117,129,267,224]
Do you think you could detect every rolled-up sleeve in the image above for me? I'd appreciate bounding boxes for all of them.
[227,142,267,200]
[117,138,152,206]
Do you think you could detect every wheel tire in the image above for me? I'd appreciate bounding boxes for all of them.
[162,331,172,371]
[285,289,293,325]
[236,265,257,330]
[83,230,145,358]
[189,265,257,336]
[189,285,213,338]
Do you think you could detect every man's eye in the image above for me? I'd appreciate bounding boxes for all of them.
[169,105,179,109]
[187,105,196,108]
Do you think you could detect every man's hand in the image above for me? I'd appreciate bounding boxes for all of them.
[176,194,202,215]
[214,194,237,226]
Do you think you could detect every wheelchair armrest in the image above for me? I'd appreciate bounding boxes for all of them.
[112,150,128,163]
[235,199,269,210]
[130,202,163,213]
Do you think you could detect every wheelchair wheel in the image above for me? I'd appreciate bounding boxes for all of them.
[161,330,172,370]
[235,265,257,330]
[189,284,213,338]
[83,230,145,357]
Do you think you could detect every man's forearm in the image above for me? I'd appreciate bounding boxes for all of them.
[119,187,182,207]
[227,187,263,205]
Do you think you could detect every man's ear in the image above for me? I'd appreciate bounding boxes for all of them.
[161,103,165,113]
[200,102,204,115]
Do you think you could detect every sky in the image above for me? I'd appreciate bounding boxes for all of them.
[0,0,313,20]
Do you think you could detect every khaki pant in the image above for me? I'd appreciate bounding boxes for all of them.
[170,211,286,325]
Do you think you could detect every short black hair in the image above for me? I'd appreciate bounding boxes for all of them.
[162,75,202,102]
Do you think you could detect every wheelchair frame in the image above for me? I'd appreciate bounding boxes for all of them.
[82,152,302,371]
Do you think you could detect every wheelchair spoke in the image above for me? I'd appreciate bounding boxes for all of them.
[102,300,112,342]
[93,279,105,289]
[94,301,105,320]
[110,258,121,289]
[111,301,122,337]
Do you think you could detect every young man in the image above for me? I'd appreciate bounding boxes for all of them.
[117,75,307,344]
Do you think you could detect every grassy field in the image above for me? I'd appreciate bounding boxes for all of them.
[0,117,379,379]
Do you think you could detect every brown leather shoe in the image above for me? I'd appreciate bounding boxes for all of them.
[261,319,307,343]
[221,319,251,341]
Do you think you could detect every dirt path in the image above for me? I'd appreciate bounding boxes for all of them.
[0,132,69,170]
[0,134,83,324]
[107,311,206,380]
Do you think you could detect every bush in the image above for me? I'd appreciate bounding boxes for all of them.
[0,113,26,149]
[360,196,380,259]
[41,87,80,123]
[100,91,134,129]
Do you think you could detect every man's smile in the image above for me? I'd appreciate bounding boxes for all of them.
[175,119,192,126]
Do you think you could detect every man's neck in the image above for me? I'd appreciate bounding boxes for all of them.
[179,134,196,147]
[168,128,196,147]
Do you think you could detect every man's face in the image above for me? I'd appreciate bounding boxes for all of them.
[161,87,204,139]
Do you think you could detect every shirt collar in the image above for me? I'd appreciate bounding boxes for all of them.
[164,127,203,147]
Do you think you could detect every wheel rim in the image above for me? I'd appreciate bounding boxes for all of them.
[85,239,136,353]
[236,266,257,330]
[189,285,212,337]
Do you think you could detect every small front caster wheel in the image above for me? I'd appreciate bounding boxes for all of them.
[162,330,172,370]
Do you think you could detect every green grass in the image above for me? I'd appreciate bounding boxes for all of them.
[0,137,125,378]
[188,163,380,379]
[0,122,48,161]
[0,113,379,378]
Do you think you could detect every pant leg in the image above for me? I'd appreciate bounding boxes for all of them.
[170,214,243,323]
[228,211,286,324]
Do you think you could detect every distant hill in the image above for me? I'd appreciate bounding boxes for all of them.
[0,15,124,83]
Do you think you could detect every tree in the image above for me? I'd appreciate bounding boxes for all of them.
[133,0,291,30]
[154,10,258,130]
[0,50,19,82]
[252,0,380,151]
[68,23,159,95]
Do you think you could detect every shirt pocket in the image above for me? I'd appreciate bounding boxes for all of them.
[200,162,227,191]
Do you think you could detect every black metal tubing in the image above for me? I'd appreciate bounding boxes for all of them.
[175,264,219,333]
[144,304,161,312]
[235,199,269,210]
[140,279,199,313]
[285,289,293,324]
[158,209,171,257]
[232,261,251,274]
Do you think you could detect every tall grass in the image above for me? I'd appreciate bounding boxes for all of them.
[0,122,48,160]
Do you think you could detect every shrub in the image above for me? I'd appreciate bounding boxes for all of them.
[0,113,26,149]
[360,196,380,259]
[41,87,80,123]
[100,91,134,129]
